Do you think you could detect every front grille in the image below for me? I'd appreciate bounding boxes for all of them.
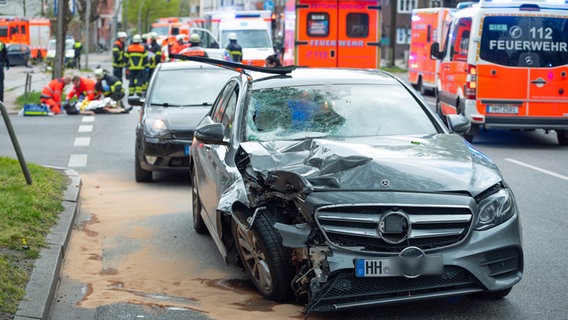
[315,205,473,252]
[172,131,194,140]
[306,266,480,312]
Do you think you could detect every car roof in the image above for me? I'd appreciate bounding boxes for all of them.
[157,61,231,71]
[249,68,403,90]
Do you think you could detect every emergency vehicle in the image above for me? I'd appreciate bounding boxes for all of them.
[0,18,51,61]
[430,0,568,145]
[282,0,381,68]
[202,10,274,66]
[408,7,453,95]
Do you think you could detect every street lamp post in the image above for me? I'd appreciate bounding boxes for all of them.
[137,0,148,33]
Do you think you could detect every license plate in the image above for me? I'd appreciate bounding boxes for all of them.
[486,105,519,114]
[184,145,191,156]
[355,255,443,277]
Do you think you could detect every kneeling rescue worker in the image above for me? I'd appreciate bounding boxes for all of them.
[40,75,72,114]
[94,68,125,104]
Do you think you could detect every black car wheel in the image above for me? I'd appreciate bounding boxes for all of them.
[557,130,568,146]
[134,148,153,182]
[191,167,208,234]
[232,211,294,302]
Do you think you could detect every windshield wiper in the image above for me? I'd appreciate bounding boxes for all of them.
[150,102,212,107]
[150,102,182,107]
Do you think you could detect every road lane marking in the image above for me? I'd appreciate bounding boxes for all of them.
[78,124,93,133]
[505,158,568,181]
[68,154,87,167]
[74,137,91,147]
[82,116,95,123]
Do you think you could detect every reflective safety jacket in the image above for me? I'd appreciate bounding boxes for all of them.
[66,77,97,101]
[148,41,162,69]
[179,46,208,58]
[125,43,148,71]
[112,39,126,68]
[95,74,123,97]
[40,78,66,102]
[225,41,243,62]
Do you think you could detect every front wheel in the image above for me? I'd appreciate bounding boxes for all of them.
[464,124,479,143]
[232,212,294,302]
[191,167,208,234]
[557,130,568,146]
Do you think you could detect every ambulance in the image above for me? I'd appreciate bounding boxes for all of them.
[408,7,453,95]
[282,0,381,68]
[0,18,51,62]
[430,0,568,144]
[202,10,274,66]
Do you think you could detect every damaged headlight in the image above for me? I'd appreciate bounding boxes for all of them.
[475,188,516,231]
[144,118,170,138]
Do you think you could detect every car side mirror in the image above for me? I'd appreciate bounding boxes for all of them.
[128,95,144,106]
[446,114,471,136]
[194,123,226,145]
[430,42,441,60]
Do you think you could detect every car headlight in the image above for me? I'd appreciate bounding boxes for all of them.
[144,118,170,138]
[474,187,516,231]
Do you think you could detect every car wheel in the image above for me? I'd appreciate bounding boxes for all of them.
[474,287,512,299]
[417,77,426,96]
[191,167,208,234]
[464,124,479,143]
[557,130,568,146]
[435,94,447,124]
[232,211,294,302]
[134,148,153,182]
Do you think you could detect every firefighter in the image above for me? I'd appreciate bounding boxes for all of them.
[179,33,208,57]
[225,32,243,63]
[93,68,125,104]
[66,76,98,103]
[146,32,162,90]
[125,34,148,96]
[169,34,188,56]
[112,32,128,80]
[40,75,72,114]
[0,40,9,102]
[73,38,83,69]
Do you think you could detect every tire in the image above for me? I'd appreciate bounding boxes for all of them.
[557,130,568,146]
[435,94,447,124]
[418,77,426,96]
[232,211,294,302]
[192,167,208,234]
[474,287,512,299]
[464,124,479,143]
[134,148,153,182]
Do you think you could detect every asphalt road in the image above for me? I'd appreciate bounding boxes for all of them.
[1,62,567,320]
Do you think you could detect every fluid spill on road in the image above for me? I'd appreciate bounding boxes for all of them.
[59,173,307,319]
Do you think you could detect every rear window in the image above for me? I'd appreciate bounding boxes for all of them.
[480,16,568,67]
[149,68,234,106]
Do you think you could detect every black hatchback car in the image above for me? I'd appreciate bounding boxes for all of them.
[7,43,31,67]
[129,61,237,182]
[189,58,523,313]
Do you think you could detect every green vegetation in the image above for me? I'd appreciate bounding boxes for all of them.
[15,91,42,110]
[0,157,66,314]
[382,66,408,73]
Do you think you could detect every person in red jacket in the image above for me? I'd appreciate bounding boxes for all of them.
[40,75,72,114]
[66,76,98,102]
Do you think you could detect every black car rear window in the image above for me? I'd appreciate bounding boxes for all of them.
[480,16,568,67]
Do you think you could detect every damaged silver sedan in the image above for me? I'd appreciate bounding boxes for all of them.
[189,65,523,313]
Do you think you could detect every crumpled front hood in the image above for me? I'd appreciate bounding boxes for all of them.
[239,134,502,196]
[147,106,210,131]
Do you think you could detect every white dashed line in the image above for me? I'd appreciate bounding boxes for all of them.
[78,124,93,133]
[68,154,88,167]
[82,116,95,123]
[74,137,91,147]
[505,158,568,181]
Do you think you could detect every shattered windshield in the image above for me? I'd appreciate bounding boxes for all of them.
[244,84,437,141]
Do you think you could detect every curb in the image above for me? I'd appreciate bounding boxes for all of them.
[14,168,81,320]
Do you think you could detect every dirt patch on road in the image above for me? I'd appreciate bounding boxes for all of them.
[60,173,306,319]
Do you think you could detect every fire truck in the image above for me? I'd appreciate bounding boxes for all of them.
[0,17,51,61]
[408,7,453,95]
[282,0,381,68]
[430,0,568,144]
